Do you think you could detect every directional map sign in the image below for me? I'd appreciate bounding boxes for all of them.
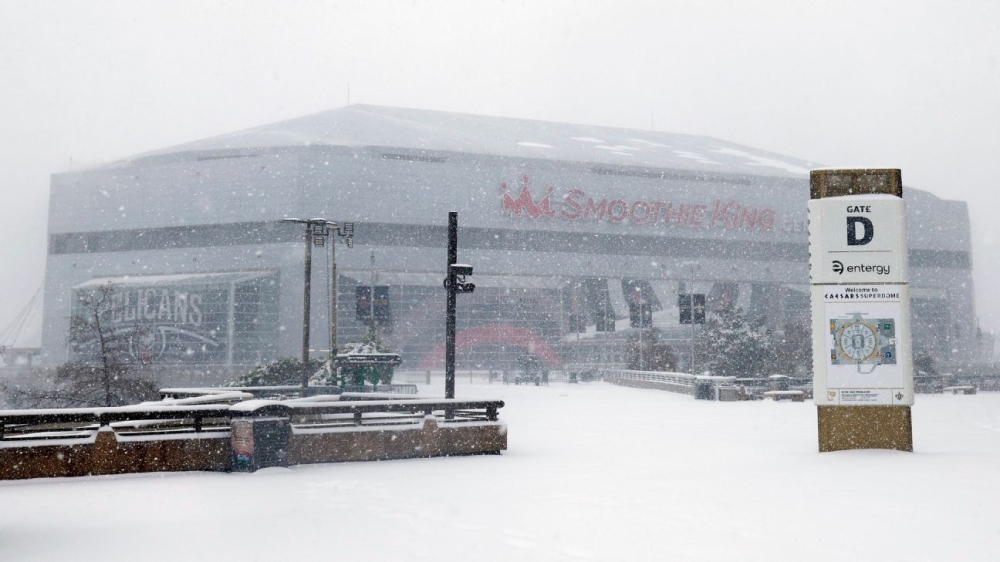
[811,284,913,405]
[809,192,913,407]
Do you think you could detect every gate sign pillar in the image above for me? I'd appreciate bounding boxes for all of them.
[808,169,914,452]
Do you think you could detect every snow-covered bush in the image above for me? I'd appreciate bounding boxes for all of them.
[227,357,325,387]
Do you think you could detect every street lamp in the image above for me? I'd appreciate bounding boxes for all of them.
[282,218,354,390]
[443,212,475,401]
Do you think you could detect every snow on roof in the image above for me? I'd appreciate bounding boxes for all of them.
[120,105,819,179]
[73,270,274,290]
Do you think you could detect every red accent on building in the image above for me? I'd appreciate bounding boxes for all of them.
[418,324,561,370]
[504,177,776,231]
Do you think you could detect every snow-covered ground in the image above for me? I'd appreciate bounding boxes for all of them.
[2,382,999,562]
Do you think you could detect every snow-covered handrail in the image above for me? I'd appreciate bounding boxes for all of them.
[160,386,305,399]
[159,384,418,400]
[229,398,505,424]
[0,398,505,441]
[604,370,699,387]
[0,404,233,440]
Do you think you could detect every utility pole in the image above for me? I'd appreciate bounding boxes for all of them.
[369,251,377,342]
[302,229,313,368]
[328,222,354,361]
[282,219,316,390]
[329,230,337,359]
[283,218,354,390]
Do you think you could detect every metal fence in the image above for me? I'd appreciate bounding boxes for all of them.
[0,404,235,441]
[0,397,503,443]
[602,370,699,387]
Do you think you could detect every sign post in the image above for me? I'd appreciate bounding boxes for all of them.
[809,169,913,452]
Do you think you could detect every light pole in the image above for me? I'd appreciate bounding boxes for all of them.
[328,222,354,360]
[681,262,701,374]
[634,286,644,371]
[602,279,612,369]
[443,212,475,400]
[282,218,354,390]
[445,214,458,399]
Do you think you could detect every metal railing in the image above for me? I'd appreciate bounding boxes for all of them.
[0,404,234,441]
[160,384,418,400]
[0,398,504,442]
[341,384,418,395]
[602,370,699,387]
[231,399,504,429]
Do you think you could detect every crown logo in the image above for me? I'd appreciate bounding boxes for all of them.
[501,175,555,219]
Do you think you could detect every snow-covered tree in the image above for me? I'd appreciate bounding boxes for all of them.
[5,283,157,408]
[699,306,775,378]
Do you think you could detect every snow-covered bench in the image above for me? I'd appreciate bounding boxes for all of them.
[762,390,805,402]
[942,386,977,395]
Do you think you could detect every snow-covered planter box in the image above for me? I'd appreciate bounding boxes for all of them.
[0,405,234,480]
[229,398,506,470]
[0,398,506,479]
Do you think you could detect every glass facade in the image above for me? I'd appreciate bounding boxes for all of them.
[70,271,279,368]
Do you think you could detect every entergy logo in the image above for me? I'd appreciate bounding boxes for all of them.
[832,260,844,275]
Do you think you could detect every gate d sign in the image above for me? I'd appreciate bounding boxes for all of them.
[847,216,874,246]
[807,194,907,284]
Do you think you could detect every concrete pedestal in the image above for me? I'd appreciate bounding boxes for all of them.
[817,405,913,452]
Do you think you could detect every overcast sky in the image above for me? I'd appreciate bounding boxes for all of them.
[2,0,999,342]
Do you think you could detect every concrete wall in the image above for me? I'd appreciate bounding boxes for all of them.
[0,419,507,480]
[290,417,507,465]
[0,428,231,480]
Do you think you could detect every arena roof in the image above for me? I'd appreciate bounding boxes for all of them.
[127,104,819,179]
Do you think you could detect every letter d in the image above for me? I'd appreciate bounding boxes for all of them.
[847,216,874,246]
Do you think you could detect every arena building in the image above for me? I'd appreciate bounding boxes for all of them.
[40,105,976,384]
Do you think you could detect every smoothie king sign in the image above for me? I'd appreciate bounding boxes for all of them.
[500,175,777,232]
